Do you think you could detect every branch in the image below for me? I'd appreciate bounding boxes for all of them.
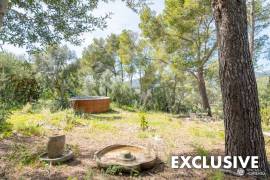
[187,69,198,80]
[201,41,217,65]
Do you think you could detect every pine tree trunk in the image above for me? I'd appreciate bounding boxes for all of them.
[249,0,255,60]
[197,68,212,117]
[213,0,269,173]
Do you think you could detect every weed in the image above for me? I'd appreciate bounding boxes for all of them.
[192,144,209,157]
[105,165,123,175]
[139,112,148,131]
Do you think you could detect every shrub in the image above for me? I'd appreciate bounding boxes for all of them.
[110,82,138,106]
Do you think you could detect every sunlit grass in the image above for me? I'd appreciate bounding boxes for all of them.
[88,119,119,133]
[7,112,45,136]
[187,122,224,140]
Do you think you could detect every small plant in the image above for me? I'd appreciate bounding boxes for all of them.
[139,112,149,131]
[192,144,209,157]
[104,165,139,177]
[105,165,123,175]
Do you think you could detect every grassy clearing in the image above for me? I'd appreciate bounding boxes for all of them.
[5,107,225,149]
[4,106,270,179]
[1,106,230,179]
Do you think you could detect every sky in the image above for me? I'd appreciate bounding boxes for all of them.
[2,0,270,72]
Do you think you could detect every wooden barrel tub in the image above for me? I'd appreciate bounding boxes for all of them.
[70,96,110,113]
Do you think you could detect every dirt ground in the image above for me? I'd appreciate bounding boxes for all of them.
[0,108,264,179]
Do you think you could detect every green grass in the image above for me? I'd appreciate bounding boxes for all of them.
[187,123,224,140]
[88,120,119,133]
[7,113,45,136]
[7,109,88,135]
[0,122,13,139]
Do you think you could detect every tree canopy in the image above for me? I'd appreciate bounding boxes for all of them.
[0,0,147,51]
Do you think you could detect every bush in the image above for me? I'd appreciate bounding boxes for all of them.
[110,82,138,106]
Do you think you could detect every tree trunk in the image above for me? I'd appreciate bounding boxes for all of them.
[213,0,269,173]
[197,68,212,117]
[171,74,177,112]
[249,0,255,60]
[120,62,124,82]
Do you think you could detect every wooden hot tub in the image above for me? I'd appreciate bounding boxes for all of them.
[70,96,110,113]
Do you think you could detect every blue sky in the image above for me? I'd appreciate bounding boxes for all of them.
[3,0,270,71]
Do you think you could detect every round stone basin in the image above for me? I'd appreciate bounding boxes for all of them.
[94,144,157,171]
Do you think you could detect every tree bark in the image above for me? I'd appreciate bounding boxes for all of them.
[197,68,212,117]
[213,0,269,173]
[249,0,255,60]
